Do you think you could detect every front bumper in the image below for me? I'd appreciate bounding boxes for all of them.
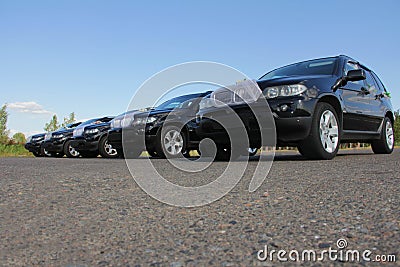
[108,127,144,150]
[70,138,98,152]
[42,139,65,153]
[108,126,174,152]
[196,96,317,145]
[24,142,42,154]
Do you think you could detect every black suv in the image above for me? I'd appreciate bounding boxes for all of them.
[107,92,211,158]
[41,122,82,158]
[196,55,395,160]
[70,116,116,158]
[25,133,46,157]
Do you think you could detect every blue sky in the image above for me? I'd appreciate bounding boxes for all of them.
[1,0,399,137]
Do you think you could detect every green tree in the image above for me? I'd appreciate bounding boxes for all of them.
[44,114,60,132]
[394,110,399,146]
[61,112,76,128]
[12,132,26,144]
[0,104,9,144]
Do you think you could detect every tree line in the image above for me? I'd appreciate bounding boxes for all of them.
[0,104,77,145]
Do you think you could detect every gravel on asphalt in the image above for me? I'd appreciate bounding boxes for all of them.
[0,149,399,266]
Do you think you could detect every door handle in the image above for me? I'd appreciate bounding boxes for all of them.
[360,87,370,95]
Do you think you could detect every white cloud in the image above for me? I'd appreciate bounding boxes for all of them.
[7,101,52,115]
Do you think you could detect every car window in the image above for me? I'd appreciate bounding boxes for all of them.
[344,62,364,86]
[80,118,99,126]
[155,94,203,110]
[100,117,114,123]
[178,99,195,109]
[371,72,386,93]
[260,58,337,80]
[364,71,379,95]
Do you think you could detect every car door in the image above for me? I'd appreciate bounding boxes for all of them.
[341,61,371,131]
[361,70,384,132]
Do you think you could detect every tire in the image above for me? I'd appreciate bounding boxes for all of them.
[156,125,186,158]
[298,102,340,160]
[248,147,259,157]
[371,117,394,154]
[117,148,125,159]
[147,149,159,158]
[64,140,80,158]
[182,150,193,158]
[99,136,119,158]
[215,146,231,161]
[40,146,52,157]
[32,151,42,157]
[40,146,63,157]
[80,151,98,158]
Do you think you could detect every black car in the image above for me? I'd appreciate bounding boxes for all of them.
[69,116,116,158]
[107,92,211,158]
[25,133,46,157]
[196,55,395,160]
[41,122,82,158]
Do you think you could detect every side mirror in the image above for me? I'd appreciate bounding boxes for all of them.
[332,69,366,92]
[345,69,366,82]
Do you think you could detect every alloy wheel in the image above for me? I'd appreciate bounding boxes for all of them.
[68,145,80,157]
[248,147,258,156]
[163,129,183,156]
[104,140,118,156]
[385,120,394,150]
[43,148,52,157]
[319,110,339,153]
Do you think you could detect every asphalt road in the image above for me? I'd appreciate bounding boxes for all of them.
[1,149,399,266]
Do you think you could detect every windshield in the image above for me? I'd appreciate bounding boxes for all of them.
[155,93,203,110]
[260,58,338,80]
[65,122,81,129]
[80,118,101,126]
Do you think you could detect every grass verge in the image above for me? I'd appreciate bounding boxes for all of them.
[0,144,33,157]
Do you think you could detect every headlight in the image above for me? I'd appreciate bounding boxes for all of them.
[110,118,121,129]
[121,115,134,128]
[85,128,99,134]
[73,128,84,137]
[146,117,157,124]
[52,133,64,139]
[132,116,157,126]
[132,117,146,126]
[199,98,217,110]
[263,84,307,99]
[44,133,52,141]
[26,136,32,143]
[31,136,44,142]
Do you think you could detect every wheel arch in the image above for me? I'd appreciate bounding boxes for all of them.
[158,121,189,139]
[98,132,108,142]
[317,95,343,127]
[385,110,395,124]
[62,137,73,150]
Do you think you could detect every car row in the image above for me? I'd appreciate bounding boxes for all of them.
[26,55,395,160]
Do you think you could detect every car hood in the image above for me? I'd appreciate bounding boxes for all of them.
[32,133,46,138]
[85,122,111,130]
[257,74,333,89]
[134,108,175,118]
[52,128,75,135]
